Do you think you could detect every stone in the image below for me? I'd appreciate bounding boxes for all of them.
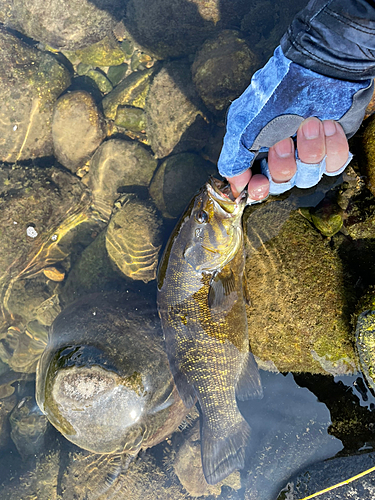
[0,0,125,51]
[74,36,125,66]
[146,61,210,158]
[192,30,258,114]
[52,91,106,173]
[0,27,70,162]
[149,153,216,218]
[88,139,158,220]
[244,204,356,375]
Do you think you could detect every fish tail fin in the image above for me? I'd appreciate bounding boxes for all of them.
[201,415,251,485]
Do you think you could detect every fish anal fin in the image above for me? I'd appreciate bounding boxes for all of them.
[201,416,251,485]
[236,351,263,401]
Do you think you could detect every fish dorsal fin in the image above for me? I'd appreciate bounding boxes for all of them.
[236,351,263,401]
[208,268,237,317]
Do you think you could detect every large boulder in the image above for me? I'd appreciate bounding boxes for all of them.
[0,27,70,162]
[0,0,124,50]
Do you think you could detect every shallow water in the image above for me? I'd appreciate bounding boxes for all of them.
[2,0,375,499]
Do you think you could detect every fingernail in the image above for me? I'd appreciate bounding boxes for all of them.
[274,138,293,158]
[302,118,321,140]
[249,184,269,200]
[323,120,337,137]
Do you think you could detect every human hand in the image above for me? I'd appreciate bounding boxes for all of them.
[228,116,349,199]
[217,46,374,201]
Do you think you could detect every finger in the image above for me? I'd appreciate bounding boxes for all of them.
[322,120,349,173]
[227,169,252,198]
[248,173,270,201]
[268,137,296,183]
[297,117,326,164]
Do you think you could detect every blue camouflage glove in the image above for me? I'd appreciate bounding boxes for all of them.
[218,46,374,195]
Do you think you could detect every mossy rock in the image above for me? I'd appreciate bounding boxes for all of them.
[245,205,356,375]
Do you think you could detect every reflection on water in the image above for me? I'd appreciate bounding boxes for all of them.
[1,0,375,498]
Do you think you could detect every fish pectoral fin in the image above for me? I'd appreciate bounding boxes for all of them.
[208,269,237,316]
[236,351,263,401]
[201,415,251,485]
[242,272,251,306]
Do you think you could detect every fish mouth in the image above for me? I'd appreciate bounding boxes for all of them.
[207,177,246,214]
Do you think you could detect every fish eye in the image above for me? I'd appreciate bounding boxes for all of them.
[195,210,208,224]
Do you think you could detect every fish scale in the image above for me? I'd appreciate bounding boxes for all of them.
[157,178,263,485]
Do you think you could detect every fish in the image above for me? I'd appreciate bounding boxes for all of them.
[157,177,263,485]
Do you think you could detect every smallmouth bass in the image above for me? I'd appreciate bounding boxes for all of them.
[157,177,262,485]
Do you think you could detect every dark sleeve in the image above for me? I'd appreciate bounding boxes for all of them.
[280,0,375,80]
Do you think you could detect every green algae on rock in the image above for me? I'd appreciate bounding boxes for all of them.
[52,91,107,173]
[102,68,154,121]
[244,206,356,375]
[192,30,258,114]
[355,310,375,392]
[74,36,125,66]
[114,106,146,132]
[0,27,71,162]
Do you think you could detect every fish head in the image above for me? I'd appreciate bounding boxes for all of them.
[184,177,247,273]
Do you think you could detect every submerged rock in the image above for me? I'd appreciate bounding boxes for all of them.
[9,396,49,458]
[36,292,188,454]
[192,30,258,114]
[88,139,158,220]
[74,36,125,67]
[52,91,106,173]
[145,61,210,158]
[105,195,163,283]
[244,204,356,375]
[0,0,125,51]
[0,27,70,162]
[149,152,216,218]
[102,68,154,121]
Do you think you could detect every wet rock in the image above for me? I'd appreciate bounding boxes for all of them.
[277,451,375,500]
[0,27,71,162]
[105,195,163,283]
[149,153,216,218]
[146,61,210,158]
[192,30,258,114]
[114,106,146,132]
[36,292,188,454]
[86,69,113,94]
[360,115,375,196]
[173,421,241,497]
[74,36,125,66]
[0,0,125,51]
[52,91,107,173]
[244,205,356,374]
[0,449,60,499]
[102,68,154,121]
[355,310,375,392]
[300,199,344,237]
[88,139,158,220]
[124,0,252,59]
[107,63,129,86]
[0,163,102,371]
[59,230,122,305]
[130,50,154,71]
[0,392,17,450]
[9,396,49,458]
